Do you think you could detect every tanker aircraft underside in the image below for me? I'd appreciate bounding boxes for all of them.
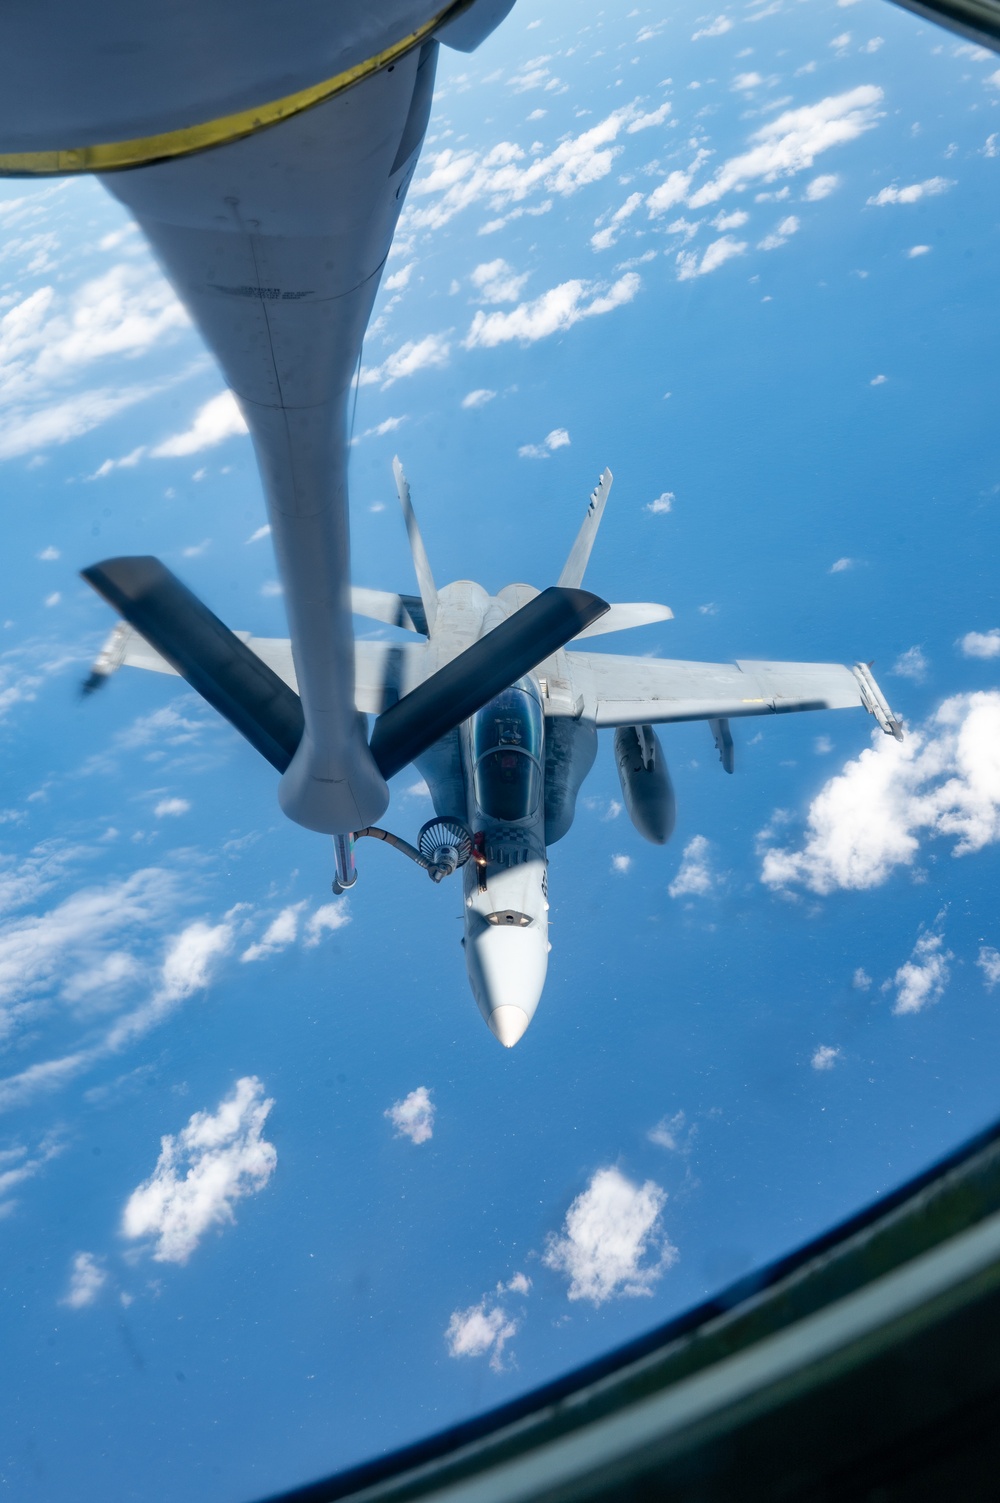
[83,464,903,1048]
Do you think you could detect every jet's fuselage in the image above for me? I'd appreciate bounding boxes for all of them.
[413,581,600,1046]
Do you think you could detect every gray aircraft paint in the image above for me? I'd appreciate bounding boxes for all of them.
[95,462,902,1045]
[0,0,512,834]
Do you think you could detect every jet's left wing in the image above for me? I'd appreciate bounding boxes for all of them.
[85,621,424,715]
[567,651,902,738]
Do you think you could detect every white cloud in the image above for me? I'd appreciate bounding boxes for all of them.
[37,546,60,561]
[470,258,530,303]
[986,68,1000,87]
[689,86,883,208]
[61,950,141,1006]
[154,797,190,819]
[665,216,702,244]
[853,967,872,990]
[151,391,247,458]
[870,375,887,386]
[121,1075,276,1264]
[830,556,854,572]
[359,333,451,388]
[627,103,672,132]
[0,866,172,1042]
[408,105,648,233]
[646,491,674,514]
[811,1044,842,1070]
[246,524,270,544]
[507,56,555,92]
[506,1271,531,1295]
[102,918,234,1055]
[62,1251,106,1309]
[906,245,931,258]
[0,383,168,462]
[611,853,632,874]
[733,71,764,91]
[647,1109,691,1151]
[804,173,840,200]
[445,1299,518,1370]
[304,902,351,945]
[759,692,1000,894]
[0,1130,63,1216]
[830,31,852,49]
[647,171,694,217]
[959,629,1000,659]
[693,15,734,38]
[241,903,305,963]
[353,415,407,444]
[866,177,953,206]
[669,835,716,897]
[466,272,640,348]
[383,261,415,291]
[887,928,952,1015]
[44,591,60,608]
[462,387,496,409]
[542,1166,676,1304]
[0,261,191,460]
[385,1085,435,1144]
[88,445,147,478]
[712,209,749,230]
[977,946,1000,988]
[519,427,572,459]
[591,192,645,249]
[758,214,800,249]
[892,646,928,681]
[676,235,747,280]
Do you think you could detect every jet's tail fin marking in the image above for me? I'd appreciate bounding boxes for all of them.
[557,467,613,590]
[393,456,438,636]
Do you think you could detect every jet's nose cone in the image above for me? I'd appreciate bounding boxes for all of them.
[488,1004,531,1049]
[465,921,548,1048]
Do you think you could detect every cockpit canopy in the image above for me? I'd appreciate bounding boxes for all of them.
[472,677,544,823]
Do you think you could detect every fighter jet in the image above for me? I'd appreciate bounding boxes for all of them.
[83,462,902,1048]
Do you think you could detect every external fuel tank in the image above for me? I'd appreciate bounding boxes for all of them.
[614,724,676,845]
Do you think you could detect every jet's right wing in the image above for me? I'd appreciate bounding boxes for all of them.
[568,651,903,738]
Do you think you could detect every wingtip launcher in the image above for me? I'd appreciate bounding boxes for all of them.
[853,662,904,741]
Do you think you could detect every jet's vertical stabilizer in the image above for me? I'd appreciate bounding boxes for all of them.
[557,468,613,590]
[393,456,439,636]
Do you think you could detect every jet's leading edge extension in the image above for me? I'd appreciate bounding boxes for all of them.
[84,466,903,1048]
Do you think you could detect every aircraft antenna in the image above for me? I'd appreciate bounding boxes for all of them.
[558,467,613,589]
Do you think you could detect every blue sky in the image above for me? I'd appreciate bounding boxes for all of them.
[1,0,1000,1498]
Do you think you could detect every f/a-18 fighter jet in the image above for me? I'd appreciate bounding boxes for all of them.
[83,463,902,1049]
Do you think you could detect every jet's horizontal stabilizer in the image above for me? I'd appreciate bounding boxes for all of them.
[82,557,304,773]
[351,586,428,635]
[572,601,673,639]
[370,586,609,780]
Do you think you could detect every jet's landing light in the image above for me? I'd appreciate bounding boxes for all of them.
[486,911,533,927]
